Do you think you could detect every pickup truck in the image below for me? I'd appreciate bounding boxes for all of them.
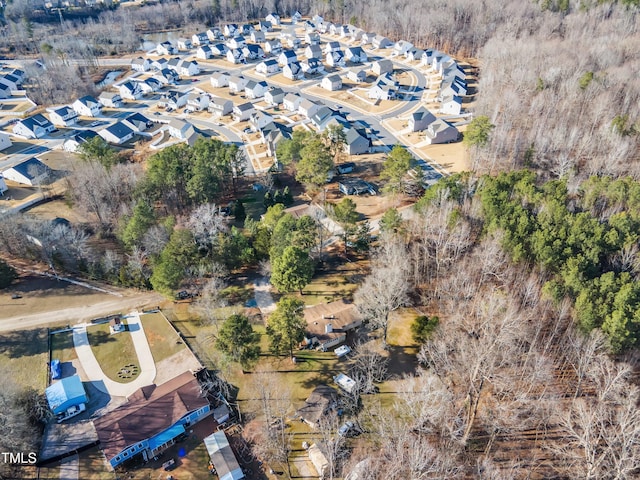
[57,403,86,423]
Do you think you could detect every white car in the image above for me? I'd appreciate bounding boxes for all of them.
[56,403,86,423]
[334,345,351,358]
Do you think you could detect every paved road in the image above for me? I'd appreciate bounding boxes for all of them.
[72,312,156,397]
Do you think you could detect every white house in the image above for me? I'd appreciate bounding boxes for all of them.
[440,80,467,98]
[47,105,78,127]
[256,59,281,76]
[298,98,320,118]
[0,175,7,195]
[265,87,285,106]
[13,114,55,139]
[131,57,151,72]
[119,81,142,100]
[283,35,301,49]
[0,132,12,152]
[329,23,342,36]
[440,95,463,115]
[283,93,302,112]
[210,72,230,88]
[368,82,396,100]
[168,119,197,143]
[266,13,281,26]
[258,20,272,32]
[177,38,193,51]
[226,35,246,50]
[372,35,392,49]
[98,121,135,145]
[321,75,342,91]
[192,32,209,46]
[140,78,162,94]
[283,61,304,80]
[324,41,341,54]
[161,90,189,110]
[99,91,124,108]
[207,28,222,42]
[421,49,436,67]
[264,39,282,55]
[344,127,371,155]
[242,44,265,60]
[393,40,413,57]
[226,49,246,64]
[405,47,424,62]
[211,43,229,56]
[291,10,302,23]
[361,32,376,45]
[122,112,152,133]
[325,50,345,68]
[63,130,98,153]
[2,158,49,186]
[408,106,437,132]
[305,45,322,59]
[346,68,367,83]
[372,59,393,76]
[244,80,269,99]
[305,32,320,45]
[196,46,213,59]
[72,95,102,117]
[179,60,200,76]
[223,24,239,37]
[157,41,177,55]
[277,49,297,66]
[301,58,323,74]
[208,97,233,117]
[152,58,168,71]
[350,28,364,42]
[424,118,459,145]
[233,102,256,121]
[250,111,273,131]
[251,30,266,43]
[187,92,210,111]
[345,46,367,64]
[229,75,248,93]
[154,68,179,85]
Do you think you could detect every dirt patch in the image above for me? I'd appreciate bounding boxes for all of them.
[154,348,203,386]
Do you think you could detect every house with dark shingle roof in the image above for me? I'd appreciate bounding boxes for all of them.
[13,114,55,139]
[2,157,50,185]
[98,121,135,145]
[47,105,78,127]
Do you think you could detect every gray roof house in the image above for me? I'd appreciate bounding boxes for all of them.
[408,107,437,132]
[98,121,135,145]
[305,45,322,59]
[265,87,285,106]
[344,127,371,155]
[345,46,367,64]
[372,59,393,76]
[233,102,256,121]
[321,74,342,91]
[208,97,233,117]
[283,61,303,80]
[424,118,459,145]
[47,105,78,127]
[283,93,302,112]
[99,91,124,108]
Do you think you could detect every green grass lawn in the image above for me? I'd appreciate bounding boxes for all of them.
[50,330,77,363]
[140,312,184,363]
[87,322,141,384]
[0,328,48,390]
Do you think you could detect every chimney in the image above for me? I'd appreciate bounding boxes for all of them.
[325,323,333,333]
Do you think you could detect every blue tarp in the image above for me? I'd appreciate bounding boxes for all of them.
[50,359,61,380]
[45,375,87,415]
[148,424,185,451]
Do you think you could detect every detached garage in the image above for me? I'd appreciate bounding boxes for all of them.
[204,431,245,480]
[45,375,87,416]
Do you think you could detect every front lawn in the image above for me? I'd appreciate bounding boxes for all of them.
[140,312,184,363]
[87,322,140,383]
[50,330,78,363]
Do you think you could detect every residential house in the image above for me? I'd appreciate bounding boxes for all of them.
[122,112,153,133]
[266,13,281,26]
[350,27,364,42]
[208,97,233,117]
[223,24,239,37]
[47,105,78,127]
[250,111,273,131]
[152,58,168,71]
[361,32,376,45]
[440,95,463,115]
[250,30,266,43]
[258,20,272,32]
[187,92,210,111]
[297,385,338,428]
[255,59,281,76]
[311,106,344,131]
[0,83,11,99]
[329,23,342,36]
[303,299,363,350]
[346,68,367,83]
[72,95,102,117]
[283,61,303,80]
[368,81,397,100]
[206,28,222,42]
[210,43,229,56]
[336,162,355,174]
[119,81,142,100]
[13,114,55,139]
[140,77,162,94]
[0,175,6,195]
[405,47,425,62]
[285,35,301,49]
[262,121,292,157]
[424,118,459,144]
[177,38,193,51]
[312,14,324,25]
[156,41,177,55]
[161,90,189,110]
[242,44,265,61]
[440,79,467,98]
[63,130,98,153]
[277,49,298,66]
[264,87,285,106]
[178,60,200,76]
[2,157,50,186]
[131,57,151,72]
[109,317,124,334]
[291,10,302,23]
[298,98,320,118]
[325,50,345,68]
[93,372,211,470]
[240,24,254,36]
[228,75,248,93]
[393,40,413,57]
[283,92,302,112]
[244,80,269,99]
[345,46,367,63]
[264,39,282,55]
[210,72,230,88]
[339,25,351,37]
[227,35,246,50]
[99,91,124,108]
[344,127,370,155]
[324,41,341,54]
[232,102,256,121]
[372,59,393,75]
[45,375,87,418]
[168,119,198,144]
[196,45,214,59]
[0,73,20,91]
[338,177,373,195]
[305,44,322,59]
[303,20,316,32]
[305,32,320,45]
[99,121,134,145]
[301,57,323,74]
[372,35,392,49]
[226,49,246,64]
[432,53,452,74]
[321,74,342,91]
[204,432,245,480]
[408,106,437,132]
[154,68,179,85]
[421,49,436,67]
[0,132,12,152]
[191,32,209,46]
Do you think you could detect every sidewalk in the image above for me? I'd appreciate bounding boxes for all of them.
[72,312,157,397]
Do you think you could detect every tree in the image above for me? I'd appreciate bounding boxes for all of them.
[296,135,334,189]
[78,136,120,169]
[216,314,261,370]
[120,200,156,249]
[275,129,310,166]
[380,145,412,195]
[379,208,404,234]
[323,123,347,163]
[150,229,198,297]
[271,246,314,293]
[333,197,359,225]
[463,115,494,148]
[234,199,246,221]
[0,259,17,289]
[411,315,439,344]
[266,297,306,358]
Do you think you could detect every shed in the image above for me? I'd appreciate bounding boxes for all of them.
[45,375,87,415]
[204,431,245,480]
[297,385,338,428]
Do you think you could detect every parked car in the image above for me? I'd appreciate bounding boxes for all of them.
[338,420,362,437]
[57,403,86,423]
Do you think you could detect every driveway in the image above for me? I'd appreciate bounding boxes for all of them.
[73,311,157,397]
[253,277,276,315]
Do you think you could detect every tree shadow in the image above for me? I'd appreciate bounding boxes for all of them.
[0,328,48,358]
[86,330,116,347]
[386,345,418,377]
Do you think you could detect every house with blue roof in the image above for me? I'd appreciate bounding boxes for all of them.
[2,157,50,186]
[12,113,55,139]
[45,375,88,416]
[98,122,135,145]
